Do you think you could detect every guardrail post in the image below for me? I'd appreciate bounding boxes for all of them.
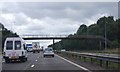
[83,57,86,62]
[91,58,93,63]
[106,61,108,68]
[79,56,81,60]
[53,39,55,49]
[72,54,74,58]
[100,60,102,67]
[73,54,75,58]
[75,55,77,59]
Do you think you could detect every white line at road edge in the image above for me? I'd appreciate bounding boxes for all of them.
[55,54,92,72]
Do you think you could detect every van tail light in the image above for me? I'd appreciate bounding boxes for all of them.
[3,52,5,56]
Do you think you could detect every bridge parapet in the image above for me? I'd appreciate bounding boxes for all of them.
[20,34,68,38]
[20,35,112,45]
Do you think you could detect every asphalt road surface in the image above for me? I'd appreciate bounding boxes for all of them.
[0,55,2,72]
[2,52,91,71]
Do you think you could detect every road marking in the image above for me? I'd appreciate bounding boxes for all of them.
[37,55,41,59]
[31,65,35,68]
[2,60,5,62]
[2,59,5,63]
[24,53,40,70]
[35,60,38,61]
[27,53,30,55]
[56,54,92,72]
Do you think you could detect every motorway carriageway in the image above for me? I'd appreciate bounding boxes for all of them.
[2,52,92,71]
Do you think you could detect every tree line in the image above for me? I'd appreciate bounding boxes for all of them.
[48,16,120,51]
[0,16,119,51]
[0,23,19,50]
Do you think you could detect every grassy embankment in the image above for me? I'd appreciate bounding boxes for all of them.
[76,48,120,54]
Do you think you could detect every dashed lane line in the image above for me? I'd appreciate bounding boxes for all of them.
[31,65,35,68]
[24,54,41,70]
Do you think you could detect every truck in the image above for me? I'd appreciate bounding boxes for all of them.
[32,42,40,53]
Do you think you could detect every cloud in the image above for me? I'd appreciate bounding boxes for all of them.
[13,2,117,21]
[0,2,118,47]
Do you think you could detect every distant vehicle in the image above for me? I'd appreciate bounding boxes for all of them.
[61,49,66,52]
[32,42,40,53]
[41,46,44,51]
[43,47,54,57]
[3,37,28,63]
[26,44,32,52]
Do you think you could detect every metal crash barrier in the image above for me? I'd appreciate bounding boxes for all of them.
[55,51,120,69]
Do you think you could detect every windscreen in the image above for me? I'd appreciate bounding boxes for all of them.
[6,41,13,50]
[15,41,21,50]
[45,48,53,51]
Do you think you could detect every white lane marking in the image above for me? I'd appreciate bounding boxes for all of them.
[24,53,40,70]
[2,61,5,62]
[2,59,5,63]
[35,60,38,61]
[56,54,92,72]
[37,55,41,59]
[31,65,35,68]
[28,53,31,55]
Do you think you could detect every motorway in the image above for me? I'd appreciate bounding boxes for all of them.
[0,55,2,72]
[2,52,91,71]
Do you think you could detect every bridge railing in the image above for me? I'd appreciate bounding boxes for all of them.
[20,35,112,45]
[20,34,68,38]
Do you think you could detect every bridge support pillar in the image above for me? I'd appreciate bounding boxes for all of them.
[53,39,55,49]
[106,61,109,68]
[100,60,102,67]
[99,40,102,50]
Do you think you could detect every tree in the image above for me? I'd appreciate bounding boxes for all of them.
[49,16,119,51]
[0,23,19,51]
[77,24,87,35]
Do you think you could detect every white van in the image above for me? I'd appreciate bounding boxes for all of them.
[3,37,28,63]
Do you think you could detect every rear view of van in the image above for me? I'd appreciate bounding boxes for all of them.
[3,37,28,63]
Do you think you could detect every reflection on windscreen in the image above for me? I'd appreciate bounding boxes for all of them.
[15,41,21,50]
[6,41,13,50]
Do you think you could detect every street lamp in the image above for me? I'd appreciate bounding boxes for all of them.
[104,19,107,50]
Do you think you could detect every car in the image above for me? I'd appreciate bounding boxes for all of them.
[26,44,32,52]
[43,48,54,57]
[3,37,28,63]
[27,47,32,52]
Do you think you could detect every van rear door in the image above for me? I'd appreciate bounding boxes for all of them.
[13,41,23,57]
[5,41,14,57]
[5,41,23,58]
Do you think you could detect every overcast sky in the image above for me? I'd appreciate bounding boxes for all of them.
[0,2,118,48]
